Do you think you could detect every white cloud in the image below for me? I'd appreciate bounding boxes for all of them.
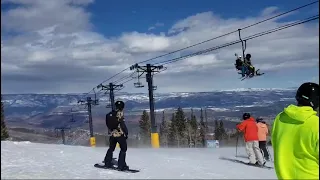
[148,22,164,31]
[27,51,55,62]
[183,54,221,66]
[1,0,319,94]
[148,27,156,31]
[261,6,279,17]
[1,0,93,33]
[120,32,171,53]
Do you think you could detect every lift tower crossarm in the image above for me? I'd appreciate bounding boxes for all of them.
[97,83,123,111]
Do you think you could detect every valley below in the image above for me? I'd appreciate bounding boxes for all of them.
[3,88,297,146]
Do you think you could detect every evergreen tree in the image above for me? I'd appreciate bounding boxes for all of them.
[186,108,198,147]
[1,95,9,140]
[189,108,198,147]
[168,113,178,147]
[204,108,208,132]
[174,107,187,146]
[214,120,220,140]
[186,118,192,147]
[218,120,226,140]
[159,111,169,147]
[190,113,198,147]
[198,108,206,147]
[139,110,151,145]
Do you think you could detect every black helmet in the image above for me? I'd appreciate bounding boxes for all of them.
[256,117,263,122]
[243,113,250,120]
[295,82,319,109]
[115,100,125,110]
[246,54,251,59]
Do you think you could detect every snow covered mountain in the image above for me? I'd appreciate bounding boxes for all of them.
[2,88,296,113]
[2,88,296,130]
[1,141,277,179]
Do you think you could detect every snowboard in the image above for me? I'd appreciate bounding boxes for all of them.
[219,157,273,169]
[94,163,140,173]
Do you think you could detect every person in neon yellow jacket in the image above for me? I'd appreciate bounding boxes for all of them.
[272,82,319,179]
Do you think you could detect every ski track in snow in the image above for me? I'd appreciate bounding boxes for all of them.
[1,141,277,179]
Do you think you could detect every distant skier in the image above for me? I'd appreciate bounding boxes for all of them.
[235,56,243,71]
[244,54,254,76]
[243,53,251,65]
[236,113,265,166]
[104,100,129,171]
[243,54,262,76]
[235,56,246,77]
[272,82,319,179]
[256,117,270,161]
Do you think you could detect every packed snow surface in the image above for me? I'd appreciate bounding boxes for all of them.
[1,141,277,179]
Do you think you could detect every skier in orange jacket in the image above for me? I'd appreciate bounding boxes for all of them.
[236,113,265,166]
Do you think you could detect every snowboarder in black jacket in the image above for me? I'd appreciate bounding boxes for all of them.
[104,100,129,171]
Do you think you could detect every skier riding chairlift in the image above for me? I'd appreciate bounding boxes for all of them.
[234,53,263,78]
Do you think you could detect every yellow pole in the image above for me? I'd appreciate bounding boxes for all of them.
[151,133,160,148]
[90,137,96,147]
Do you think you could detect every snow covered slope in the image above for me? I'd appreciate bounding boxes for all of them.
[1,141,277,179]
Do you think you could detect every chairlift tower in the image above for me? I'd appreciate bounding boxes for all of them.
[78,94,99,147]
[130,63,164,148]
[55,127,71,145]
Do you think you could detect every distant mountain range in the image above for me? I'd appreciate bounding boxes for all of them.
[3,88,297,131]
[2,88,300,145]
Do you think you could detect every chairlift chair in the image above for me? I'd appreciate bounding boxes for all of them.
[134,81,144,88]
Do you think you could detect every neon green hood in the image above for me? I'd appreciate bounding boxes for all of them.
[272,104,319,179]
[283,104,316,123]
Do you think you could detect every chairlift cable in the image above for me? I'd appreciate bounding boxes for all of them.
[91,1,318,88]
[59,3,319,119]
[157,15,319,66]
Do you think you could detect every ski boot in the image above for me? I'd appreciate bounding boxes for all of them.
[247,161,266,167]
[254,161,266,166]
[247,162,257,166]
[104,162,115,168]
[117,165,129,171]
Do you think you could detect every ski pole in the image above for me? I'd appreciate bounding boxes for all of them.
[235,133,239,157]
[266,145,273,161]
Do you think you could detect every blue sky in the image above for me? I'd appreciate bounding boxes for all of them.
[87,0,317,35]
[1,0,319,94]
